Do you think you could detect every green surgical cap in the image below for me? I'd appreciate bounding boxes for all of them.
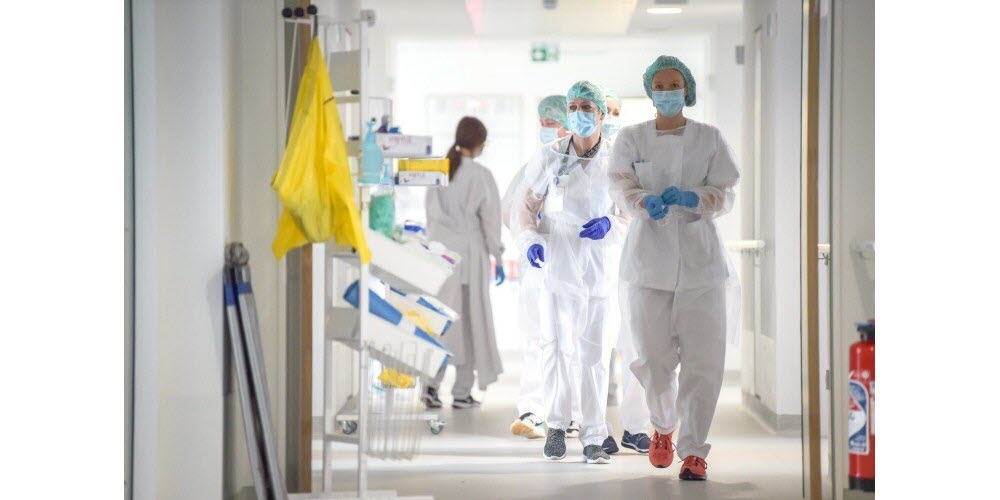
[603,88,621,109]
[566,80,608,115]
[642,55,697,106]
[537,95,569,129]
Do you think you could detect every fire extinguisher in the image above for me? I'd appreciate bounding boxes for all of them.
[848,319,875,492]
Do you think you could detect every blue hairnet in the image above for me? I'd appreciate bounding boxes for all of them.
[603,88,621,108]
[642,55,696,106]
[566,80,608,115]
[537,95,569,129]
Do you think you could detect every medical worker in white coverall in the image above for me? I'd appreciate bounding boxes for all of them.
[502,95,586,440]
[609,55,740,480]
[515,81,625,465]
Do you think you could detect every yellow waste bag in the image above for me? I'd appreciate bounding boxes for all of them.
[272,37,370,263]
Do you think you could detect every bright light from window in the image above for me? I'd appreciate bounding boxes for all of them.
[647,7,682,15]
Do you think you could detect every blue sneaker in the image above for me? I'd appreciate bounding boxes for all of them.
[602,435,619,455]
[621,431,651,454]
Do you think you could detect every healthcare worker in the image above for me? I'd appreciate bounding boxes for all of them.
[502,96,583,439]
[515,81,624,464]
[609,56,739,480]
[598,90,655,456]
[424,116,505,410]
[601,89,623,139]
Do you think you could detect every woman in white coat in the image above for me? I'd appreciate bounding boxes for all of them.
[609,56,739,480]
[516,81,625,465]
[423,116,505,410]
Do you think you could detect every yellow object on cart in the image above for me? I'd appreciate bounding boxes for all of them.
[378,368,416,389]
[397,158,450,175]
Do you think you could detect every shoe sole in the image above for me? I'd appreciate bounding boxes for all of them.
[586,457,611,464]
[452,402,480,409]
[621,442,649,454]
[510,421,545,439]
[679,470,707,480]
[543,451,566,460]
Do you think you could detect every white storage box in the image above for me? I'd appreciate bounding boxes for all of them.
[376,133,433,157]
[365,228,457,295]
[384,286,458,338]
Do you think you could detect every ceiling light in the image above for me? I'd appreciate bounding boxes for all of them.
[647,7,682,14]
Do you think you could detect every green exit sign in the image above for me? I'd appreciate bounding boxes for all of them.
[531,42,560,63]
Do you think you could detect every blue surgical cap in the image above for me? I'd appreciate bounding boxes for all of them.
[537,95,569,129]
[603,88,621,109]
[642,55,697,106]
[566,80,608,115]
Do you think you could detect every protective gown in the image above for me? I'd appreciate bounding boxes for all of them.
[609,118,740,460]
[514,135,626,447]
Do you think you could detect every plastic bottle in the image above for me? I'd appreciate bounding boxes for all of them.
[360,119,383,185]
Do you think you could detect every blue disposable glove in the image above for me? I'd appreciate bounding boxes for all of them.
[527,244,545,268]
[661,186,699,208]
[495,263,506,286]
[579,217,611,240]
[643,194,668,220]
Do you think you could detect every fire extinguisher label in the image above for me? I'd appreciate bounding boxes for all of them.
[849,380,869,455]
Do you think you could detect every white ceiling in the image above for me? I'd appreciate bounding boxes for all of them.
[364,0,742,37]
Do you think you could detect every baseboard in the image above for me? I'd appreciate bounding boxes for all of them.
[741,391,801,433]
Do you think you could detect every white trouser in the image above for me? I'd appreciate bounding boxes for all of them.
[616,319,651,434]
[518,284,584,422]
[626,283,727,459]
[516,284,546,417]
[539,291,610,447]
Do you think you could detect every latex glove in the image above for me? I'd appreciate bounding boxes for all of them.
[495,263,506,286]
[643,194,668,220]
[661,186,699,208]
[527,244,545,268]
[579,217,611,240]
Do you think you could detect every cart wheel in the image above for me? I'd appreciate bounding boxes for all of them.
[341,421,358,435]
[428,419,444,434]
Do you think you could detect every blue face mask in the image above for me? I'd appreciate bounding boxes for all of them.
[652,89,686,117]
[539,127,559,144]
[567,110,598,137]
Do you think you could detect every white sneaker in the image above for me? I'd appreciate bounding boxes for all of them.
[566,420,581,438]
[510,413,546,439]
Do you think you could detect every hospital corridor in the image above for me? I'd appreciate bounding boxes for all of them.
[318,284,803,500]
[11,0,998,499]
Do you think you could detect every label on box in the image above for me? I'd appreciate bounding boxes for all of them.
[396,171,448,186]
[376,134,433,156]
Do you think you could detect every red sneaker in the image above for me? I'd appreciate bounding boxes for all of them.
[648,431,674,468]
[679,456,708,480]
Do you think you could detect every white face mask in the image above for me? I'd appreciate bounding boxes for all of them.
[540,127,560,144]
[601,116,621,137]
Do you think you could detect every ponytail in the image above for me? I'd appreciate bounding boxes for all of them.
[446,143,463,181]
[447,116,488,181]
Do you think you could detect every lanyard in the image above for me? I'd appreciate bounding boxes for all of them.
[558,137,601,176]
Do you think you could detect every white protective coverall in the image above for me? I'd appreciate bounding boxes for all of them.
[515,135,626,447]
[609,118,740,460]
[501,163,583,422]
[426,157,505,397]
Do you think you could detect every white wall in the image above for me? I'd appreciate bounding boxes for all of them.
[132,0,227,497]
[830,0,875,496]
[133,1,287,498]
[741,0,803,422]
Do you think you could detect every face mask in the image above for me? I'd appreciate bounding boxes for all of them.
[652,89,686,117]
[539,127,559,144]
[568,110,598,137]
[601,117,620,137]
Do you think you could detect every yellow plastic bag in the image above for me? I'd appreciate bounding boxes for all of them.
[378,368,415,389]
[272,38,370,263]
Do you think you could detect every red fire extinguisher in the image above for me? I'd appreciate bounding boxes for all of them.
[848,319,875,492]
